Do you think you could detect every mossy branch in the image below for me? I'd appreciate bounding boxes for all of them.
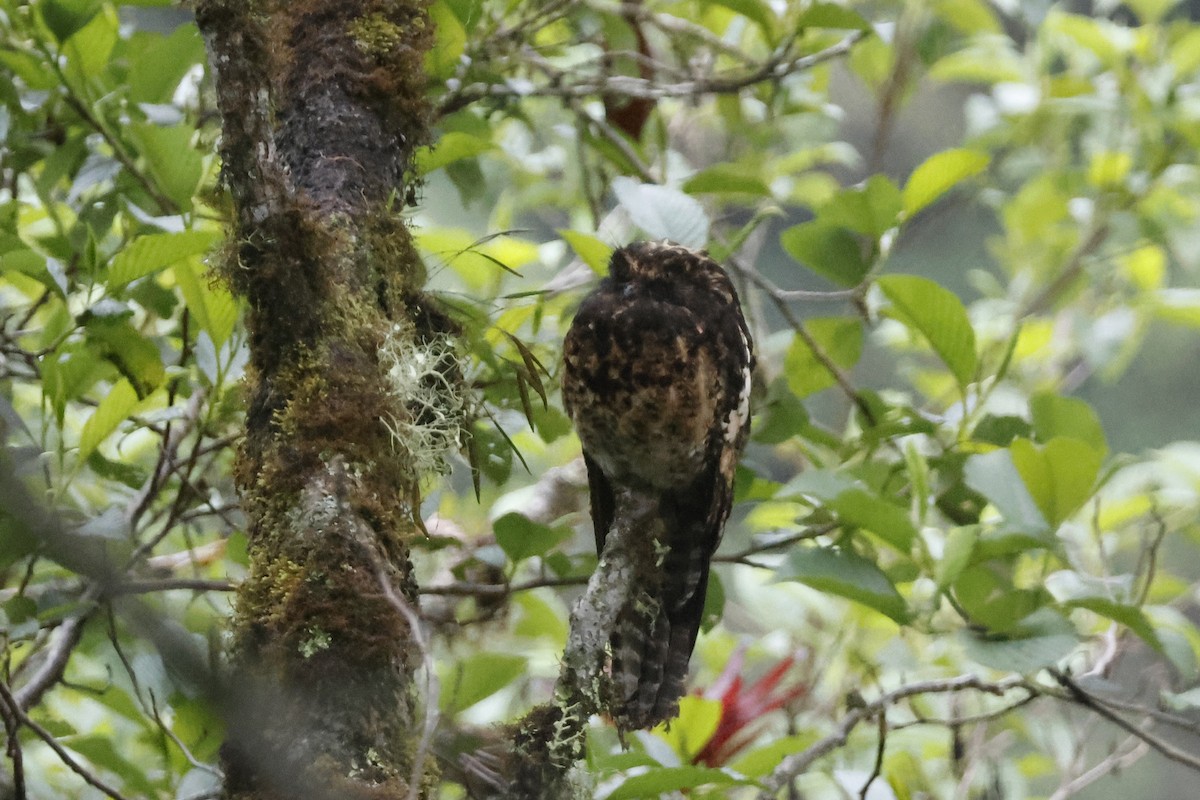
[500,490,660,799]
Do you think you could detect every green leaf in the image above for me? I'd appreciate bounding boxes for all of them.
[654,695,722,760]
[611,177,709,248]
[683,164,771,197]
[710,0,779,40]
[819,175,902,238]
[777,547,910,623]
[606,766,746,800]
[1009,438,1103,527]
[62,7,116,81]
[493,512,570,563]
[902,148,990,217]
[797,2,871,30]
[752,378,809,444]
[827,489,918,552]
[440,652,526,713]
[1066,597,1162,651]
[78,379,137,461]
[783,318,863,397]
[414,131,494,175]
[960,608,1079,673]
[127,25,206,103]
[730,733,818,777]
[174,259,238,347]
[108,230,220,287]
[39,0,102,43]
[427,0,467,79]
[559,230,613,275]
[1030,393,1107,455]
[963,449,1051,536]
[780,221,869,286]
[83,317,165,397]
[936,525,979,589]
[877,274,977,392]
[126,123,204,210]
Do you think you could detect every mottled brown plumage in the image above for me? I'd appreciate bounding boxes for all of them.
[561,241,754,731]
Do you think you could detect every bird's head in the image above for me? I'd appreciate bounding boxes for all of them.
[608,241,738,305]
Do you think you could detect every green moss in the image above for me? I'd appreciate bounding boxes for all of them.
[349,13,405,59]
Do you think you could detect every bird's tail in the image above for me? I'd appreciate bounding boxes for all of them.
[608,500,713,732]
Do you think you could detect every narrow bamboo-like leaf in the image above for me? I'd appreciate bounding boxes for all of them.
[902,148,990,216]
[878,274,977,392]
[78,379,137,461]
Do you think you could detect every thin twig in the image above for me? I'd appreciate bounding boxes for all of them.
[1051,669,1200,772]
[377,567,440,800]
[757,674,1026,798]
[439,30,865,116]
[0,681,133,800]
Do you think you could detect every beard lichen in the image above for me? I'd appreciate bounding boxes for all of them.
[379,324,467,479]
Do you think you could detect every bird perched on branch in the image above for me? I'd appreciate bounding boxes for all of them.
[561,240,754,731]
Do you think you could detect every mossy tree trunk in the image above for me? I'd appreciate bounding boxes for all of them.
[194,2,446,797]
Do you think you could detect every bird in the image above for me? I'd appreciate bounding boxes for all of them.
[561,240,754,731]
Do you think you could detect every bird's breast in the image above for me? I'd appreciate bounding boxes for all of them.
[563,300,723,489]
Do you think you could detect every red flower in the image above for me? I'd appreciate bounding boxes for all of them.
[692,647,808,767]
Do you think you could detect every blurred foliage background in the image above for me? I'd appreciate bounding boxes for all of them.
[5,0,1200,797]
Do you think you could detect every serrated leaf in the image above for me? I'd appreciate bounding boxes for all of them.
[782,318,863,397]
[440,652,526,713]
[126,123,203,210]
[780,221,869,286]
[560,230,613,275]
[84,317,165,397]
[108,230,220,287]
[77,380,137,461]
[492,512,570,563]
[902,148,989,216]
[611,177,709,248]
[777,547,909,623]
[174,259,238,347]
[878,274,977,392]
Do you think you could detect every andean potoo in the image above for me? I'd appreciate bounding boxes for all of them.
[561,240,755,731]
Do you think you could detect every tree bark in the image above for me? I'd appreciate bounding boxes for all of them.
[194,2,448,797]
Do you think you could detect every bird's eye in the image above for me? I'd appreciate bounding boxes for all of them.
[621,283,637,298]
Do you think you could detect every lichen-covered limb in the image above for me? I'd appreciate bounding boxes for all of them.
[503,491,659,799]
